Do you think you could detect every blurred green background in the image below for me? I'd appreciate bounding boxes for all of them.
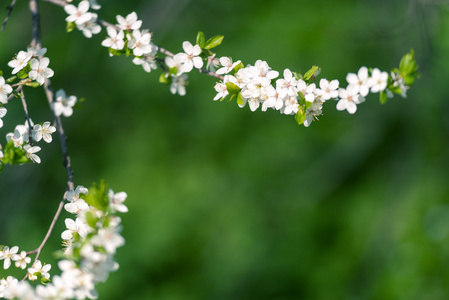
[1,0,449,299]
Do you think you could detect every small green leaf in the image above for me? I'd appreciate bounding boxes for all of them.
[17,68,29,79]
[204,35,224,50]
[168,67,178,76]
[379,90,387,104]
[0,70,2,76]
[85,211,98,229]
[295,107,306,125]
[159,73,171,84]
[6,75,16,84]
[237,92,244,106]
[232,62,244,73]
[66,22,76,33]
[84,180,109,211]
[28,81,40,88]
[225,82,241,94]
[196,31,206,48]
[304,65,321,81]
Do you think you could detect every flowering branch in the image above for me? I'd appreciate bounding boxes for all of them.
[0,0,17,31]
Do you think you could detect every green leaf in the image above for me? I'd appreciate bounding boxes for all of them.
[66,22,76,33]
[6,75,16,84]
[108,48,126,57]
[232,62,244,73]
[17,68,29,79]
[196,31,206,48]
[237,92,244,106]
[379,90,387,104]
[204,35,224,50]
[295,107,306,125]
[225,82,241,94]
[28,81,40,88]
[73,97,86,110]
[304,65,321,81]
[84,180,109,211]
[0,70,2,76]
[85,211,98,229]
[168,67,178,76]
[159,73,171,84]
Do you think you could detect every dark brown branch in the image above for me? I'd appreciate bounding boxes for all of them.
[1,0,18,31]
[23,0,75,279]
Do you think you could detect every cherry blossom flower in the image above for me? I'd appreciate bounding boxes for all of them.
[276,69,298,96]
[336,85,365,114]
[174,41,203,73]
[92,227,125,254]
[127,30,153,56]
[23,144,41,163]
[33,121,56,143]
[64,0,93,26]
[132,47,157,73]
[28,57,54,85]
[282,95,300,115]
[53,89,77,117]
[61,217,90,240]
[369,68,388,93]
[101,27,125,50]
[216,57,241,75]
[391,72,409,98]
[7,51,31,74]
[170,74,188,96]
[28,260,51,281]
[108,190,128,213]
[0,107,7,128]
[6,129,24,148]
[0,76,13,104]
[116,12,142,31]
[0,246,19,269]
[213,82,228,100]
[12,251,31,269]
[346,66,370,97]
[77,13,101,38]
[315,78,339,101]
[26,46,46,58]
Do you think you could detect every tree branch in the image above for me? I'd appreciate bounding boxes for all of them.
[41,0,225,80]
[1,0,18,31]
[23,0,75,277]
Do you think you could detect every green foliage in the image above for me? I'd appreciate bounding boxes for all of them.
[82,180,109,212]
[0,141,30,170]
[204,35,224,50]
[66,22,76,33]
[398,49,419,85]
[196,31,206,48]
[303,65,321,82]
[225,82,241,94]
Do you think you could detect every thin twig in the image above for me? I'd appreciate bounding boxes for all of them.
[1,0,18,31]
[18,90,34,144]
[22,0,75,280]
[41,0,225,81]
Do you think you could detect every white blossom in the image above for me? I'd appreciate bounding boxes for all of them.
[28,57,54,85]
[7,51,31,74]
[174,41,203,73]
[52,89,77,117]
[28,260,51,281]
[64,0,93,26]
[101,27,125,51]
[127,30,153,56]
[216,57,241,75]
[369,68,388,93]
[336,85,365,114]
[0,76,13,104]
[33,121,56,143]
[12,251,31,269]
[0,107,7,128]
[346,66,370,97]
[170,74,188,96]
[116,12,142,31]
[23,144,41,163]
[108,190,128,213]
[0,246,19,269]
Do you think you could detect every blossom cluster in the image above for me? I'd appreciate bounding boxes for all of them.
[0,185,128,299]
[213,61,409,127]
